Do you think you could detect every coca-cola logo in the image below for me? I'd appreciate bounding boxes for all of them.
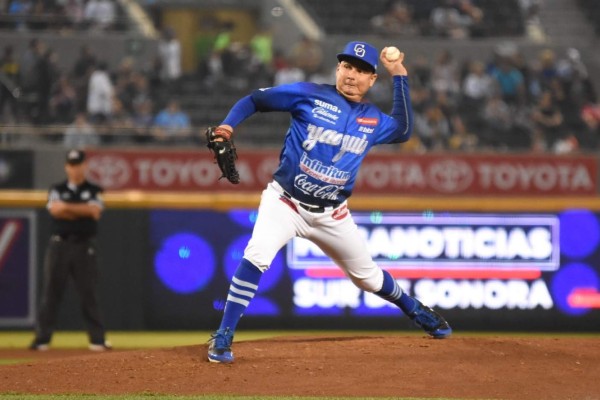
[427,159,474,193]
[87,155,131,189]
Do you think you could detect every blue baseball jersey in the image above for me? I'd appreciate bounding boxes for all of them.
[222,76,413,207]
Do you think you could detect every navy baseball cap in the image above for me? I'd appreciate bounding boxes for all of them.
[337,41,378,73]
[66,149,86,165]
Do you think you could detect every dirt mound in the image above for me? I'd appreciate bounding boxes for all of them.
[1,335,598,399]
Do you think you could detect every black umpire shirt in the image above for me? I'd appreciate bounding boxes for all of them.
[48,180,104,238]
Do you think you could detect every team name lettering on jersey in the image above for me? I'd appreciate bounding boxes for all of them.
[303,124,369,162]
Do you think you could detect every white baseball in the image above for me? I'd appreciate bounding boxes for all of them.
[385,46,401,61]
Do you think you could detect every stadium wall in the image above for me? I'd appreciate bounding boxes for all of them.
[1,148,600,332]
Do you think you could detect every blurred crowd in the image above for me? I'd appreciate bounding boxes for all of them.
[391,44,599,154]
[0,27,194,147]
[0,0,124,32]
[0,2,599,154]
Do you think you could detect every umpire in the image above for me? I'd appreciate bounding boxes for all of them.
[30,149,111,351]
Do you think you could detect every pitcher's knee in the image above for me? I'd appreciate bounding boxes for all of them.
[348,268,383,293]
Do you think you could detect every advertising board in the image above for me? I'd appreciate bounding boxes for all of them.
[147,209,600,330]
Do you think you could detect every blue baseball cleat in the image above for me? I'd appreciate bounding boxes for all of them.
[409,301,452,339]
[207,328,234,363]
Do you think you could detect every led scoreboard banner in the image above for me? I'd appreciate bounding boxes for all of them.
[149,209,600,330]
[0,211,36,327]
[288,213,559,314]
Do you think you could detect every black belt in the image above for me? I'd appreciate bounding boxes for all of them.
[282,191,331,213]
[51,234,93,242]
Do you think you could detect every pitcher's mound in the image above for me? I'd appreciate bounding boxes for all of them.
[1,335,598,399]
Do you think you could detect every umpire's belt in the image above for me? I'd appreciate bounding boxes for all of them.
[282,191,336,213]
[51,234,93,242]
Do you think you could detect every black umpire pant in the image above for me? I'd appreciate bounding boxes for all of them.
[34,235,106,345]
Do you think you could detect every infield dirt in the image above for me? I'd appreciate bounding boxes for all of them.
[1,335,598,399]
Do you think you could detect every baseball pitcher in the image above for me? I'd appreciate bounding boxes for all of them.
[207,41,452,364]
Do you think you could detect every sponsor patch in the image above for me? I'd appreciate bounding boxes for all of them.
[356,117,378,126]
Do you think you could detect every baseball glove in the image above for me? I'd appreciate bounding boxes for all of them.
[206,126,240,184]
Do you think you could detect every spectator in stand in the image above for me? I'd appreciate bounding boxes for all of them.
[157,27,182,92]
[0,45,20,123]
[144,55,164,101]
[63,0,86,31]
[33,47,60,124]
[63,112,100,148]
[456,0,485,37]
[480,92,514,149]
[131,98,154,144]
[447,114,478,151]
[107,97,134,143]
[273,56,305,86]
[555,48,597,122]
[86,61,114,124]
[249,26,274,87]
[414,103,452,150]
[408,53,431,88]
[71,45,97,113]
[536,49,558,92]
[49,73,77,124]
[371,0,419,36]
[462,60,494,103]
[72,45,97,81]
[490,57,526,106]
[151,99,191,144]
[430,0,469,39]
[576,105,600,150]
[194,16,219,81]
[8,0,32,31]
[83,0,116,31]
[410,85,432,115]
[519,0,545,42]
[19,38,44,122]
[430,49,460,98]
[530,90,564,150]
[129,72,151,113]
[461,60,495,129]
[289,35,323,80]
[113,57,137,114]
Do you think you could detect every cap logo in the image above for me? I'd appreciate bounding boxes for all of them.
[353,43,366,58]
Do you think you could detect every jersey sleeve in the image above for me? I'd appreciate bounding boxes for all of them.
[250,82,312,113]
[221,82,311,127]
[374,75,414,145]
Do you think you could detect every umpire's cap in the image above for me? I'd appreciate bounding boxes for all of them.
[66,149,86,165]
[337,41,378,73]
